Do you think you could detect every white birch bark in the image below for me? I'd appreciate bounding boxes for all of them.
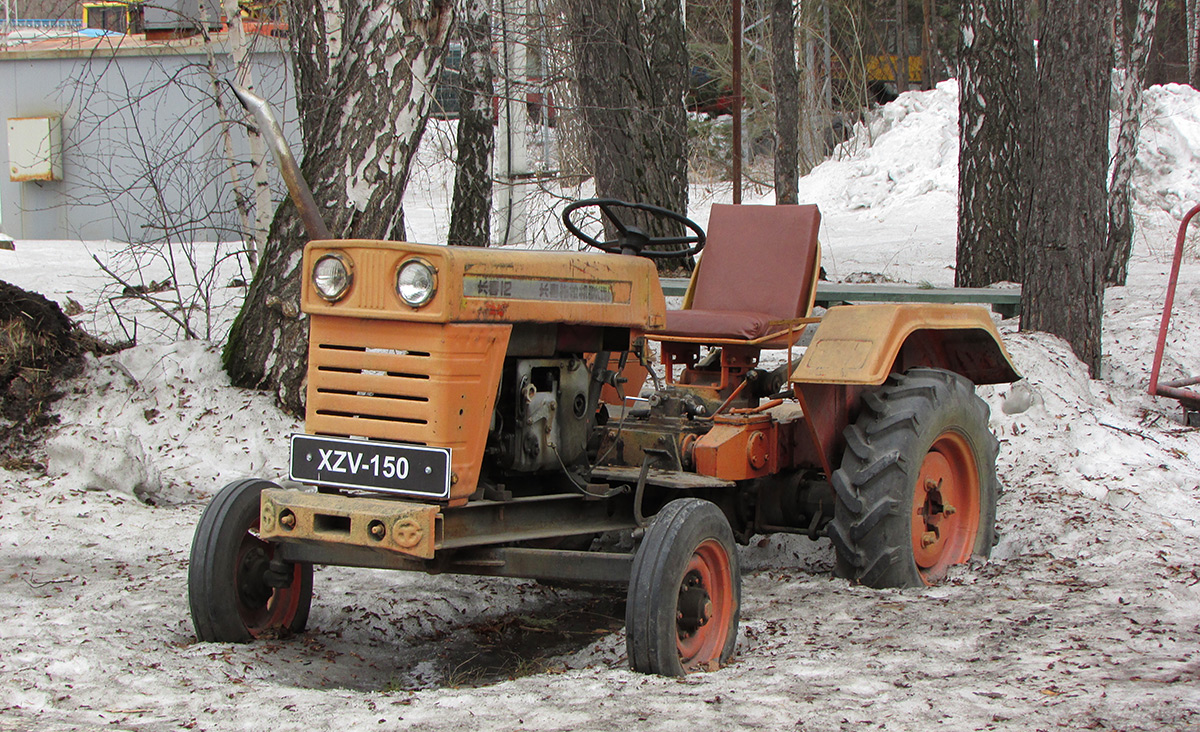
[1107,0,1159,285]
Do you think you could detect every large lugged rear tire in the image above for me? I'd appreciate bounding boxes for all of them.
[828,368,999,588]
[188,479,313,642]
[626,498,740,676]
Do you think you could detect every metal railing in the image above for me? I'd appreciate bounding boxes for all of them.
[4,18,84,29]
[1148,202,1200,414]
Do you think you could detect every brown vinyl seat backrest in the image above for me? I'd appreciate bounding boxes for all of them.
[661,203,822,341]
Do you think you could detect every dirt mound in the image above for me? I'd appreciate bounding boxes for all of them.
[0,280,122,467]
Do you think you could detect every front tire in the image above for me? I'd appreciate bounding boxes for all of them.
[829,368,999,588]
[626,498,740,676]
[188,478,313,642]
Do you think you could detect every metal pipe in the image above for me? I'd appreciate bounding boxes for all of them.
[227,82,333,242]
[1154,384,1200,410]
[279,542,633,583]
[1163,376,1200,388]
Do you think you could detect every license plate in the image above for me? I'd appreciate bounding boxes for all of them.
[289,435,451,499]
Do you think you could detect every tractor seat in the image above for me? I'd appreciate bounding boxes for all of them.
[659,203,822,342]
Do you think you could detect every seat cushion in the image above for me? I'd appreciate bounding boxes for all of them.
[663,309,775,340]
[689,203,821,319]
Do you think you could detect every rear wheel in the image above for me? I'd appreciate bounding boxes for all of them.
[829,368,999,587]
[626,498,740,676]
[189,478,313,642]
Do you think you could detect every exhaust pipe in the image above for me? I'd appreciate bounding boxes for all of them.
[228,83,333,242]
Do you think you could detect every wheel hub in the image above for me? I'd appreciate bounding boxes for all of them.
[238,546,274,608]
[677,578,712,633]
[910,432,981,580]
[918,476,958,548]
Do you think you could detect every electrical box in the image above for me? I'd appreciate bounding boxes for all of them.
[8,116,63,182]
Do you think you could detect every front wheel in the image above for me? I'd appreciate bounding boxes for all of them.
[188,478,313,642]
[626,498,740,676]
[829,368,999,587]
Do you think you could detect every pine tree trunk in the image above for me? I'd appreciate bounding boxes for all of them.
[1021,0,1112,376]
[1189,0,1200,88]
[956,0,1034,288]
[223,0,454,415]
[448,0,495,248]
[894,0,908,94]
[567,0,689,271]
[1107,0,1159,286]
[772,0,799,204]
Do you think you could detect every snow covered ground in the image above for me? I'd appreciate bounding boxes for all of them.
[2,81,1200,731]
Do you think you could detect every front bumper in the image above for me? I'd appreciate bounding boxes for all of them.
[259,489,440,560]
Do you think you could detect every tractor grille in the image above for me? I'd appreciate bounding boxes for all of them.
[304,316,509,499]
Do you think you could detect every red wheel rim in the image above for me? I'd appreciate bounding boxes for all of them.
[675,539,733,672]
[235,517,304,637]
[910,431,980,584]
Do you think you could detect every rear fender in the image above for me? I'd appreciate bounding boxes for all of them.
[789,303,1019,387]
[789,303,1018,479]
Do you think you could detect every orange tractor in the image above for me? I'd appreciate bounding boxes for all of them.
[188,89,1019,676]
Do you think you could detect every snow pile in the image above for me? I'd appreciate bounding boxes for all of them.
[802,79,961,214]
[44,341,299,505]
[1134,83,1200,220]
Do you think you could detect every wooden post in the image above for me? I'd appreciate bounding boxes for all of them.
[732,0,743,204]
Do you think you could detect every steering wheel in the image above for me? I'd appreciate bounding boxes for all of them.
[562,198,706,259]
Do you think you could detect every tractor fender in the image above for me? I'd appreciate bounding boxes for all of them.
[789,303,1019,387]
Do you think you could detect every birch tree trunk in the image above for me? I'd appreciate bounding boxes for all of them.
[1107,0,1159,286]
[1021,0,1112,376]
[567,0,689,271]
[448,0,495,247]
[956,0,1034,288]
[772,0,799,204]
[223,0,454,415]
[221,0,273,261]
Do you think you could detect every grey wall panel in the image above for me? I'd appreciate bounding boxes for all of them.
[0,39,297,242]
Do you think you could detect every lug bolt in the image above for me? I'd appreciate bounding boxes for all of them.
[943,504,957,517]
[922,530,939,548]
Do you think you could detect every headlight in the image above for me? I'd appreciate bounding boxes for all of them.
[312,253,352,301]
[397,259,437,307]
